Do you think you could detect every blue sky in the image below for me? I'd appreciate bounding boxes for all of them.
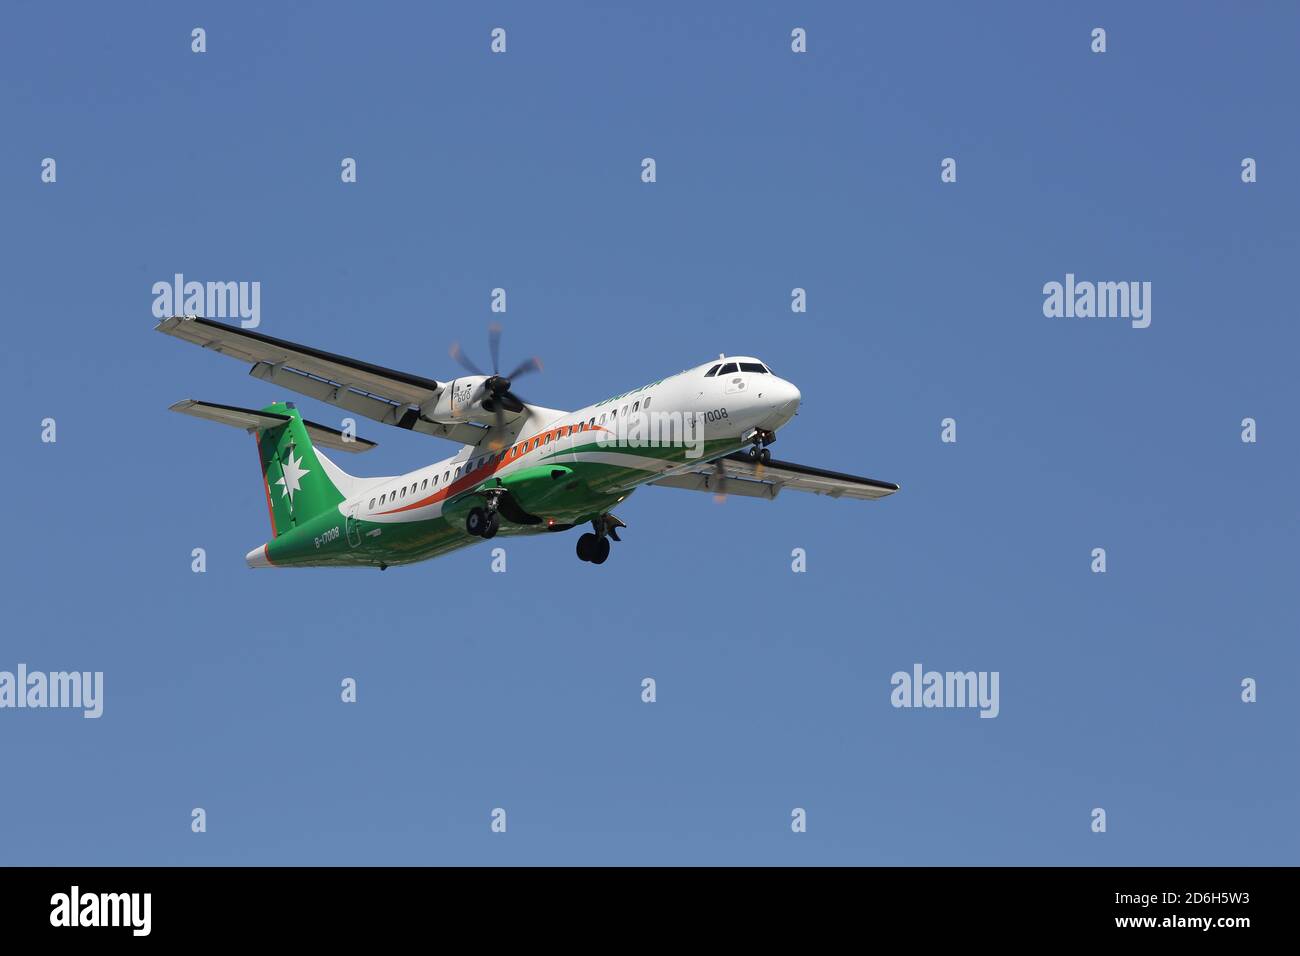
[2,1,1297,865]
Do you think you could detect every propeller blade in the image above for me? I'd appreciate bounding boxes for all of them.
[449,342,485,377]
[498,390,526,414]
[503,356,542,381]
[450,325,543,430]
[488,404,506,450]
[488,323,503,375]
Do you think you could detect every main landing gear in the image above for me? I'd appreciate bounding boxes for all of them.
[466,505,501,539]
[466,487,508,539]
[746,428,775,465]
[576,514,626,565]
[575,532,610,565]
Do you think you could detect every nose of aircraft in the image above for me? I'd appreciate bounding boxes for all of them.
[760,377,801,429]
[775,377,801,411]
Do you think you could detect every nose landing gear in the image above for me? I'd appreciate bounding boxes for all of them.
[746,428,776,465]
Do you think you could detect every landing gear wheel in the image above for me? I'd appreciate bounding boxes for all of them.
[576,533,597,562]
[747,446,760,462]
[481,512,500,539]
[591,536,611,565]
[759,447,771,465]
[466,507,487,536]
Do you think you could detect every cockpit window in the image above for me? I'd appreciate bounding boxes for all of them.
[718,362,738,374]
[704,364,721,377]
[739,362,766,373]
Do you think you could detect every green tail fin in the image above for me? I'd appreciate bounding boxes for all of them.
[256,402,345,537]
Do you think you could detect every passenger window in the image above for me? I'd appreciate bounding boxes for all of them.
[621,405,628,417]
[599,414,605,425]
[718,362,738,374]
[589,417,595,427]
[443,471,449,482]
[643,397,652,409]
[400,487,406,498]
[369,498,375,509]
[632,401,640,412]
[704,364,721,377]
[422,479,428,490]
[455,467,461,478]
[379,494,386,505]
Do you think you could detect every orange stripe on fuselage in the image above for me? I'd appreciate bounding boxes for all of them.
[375,422,611,517]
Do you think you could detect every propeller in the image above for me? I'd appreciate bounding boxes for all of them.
[708,454,764,503]
[711,459,729,504]
[449,323,543,447]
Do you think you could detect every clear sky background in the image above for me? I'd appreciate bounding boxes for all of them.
[2,2,1297,865]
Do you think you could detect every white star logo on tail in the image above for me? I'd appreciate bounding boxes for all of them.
[276,450,310,504]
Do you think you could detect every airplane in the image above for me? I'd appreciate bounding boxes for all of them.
[156,316,899,569]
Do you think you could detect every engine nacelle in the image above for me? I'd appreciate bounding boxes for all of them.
[421,376,521,426]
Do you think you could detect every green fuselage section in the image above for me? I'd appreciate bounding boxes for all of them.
[262,437,744,568]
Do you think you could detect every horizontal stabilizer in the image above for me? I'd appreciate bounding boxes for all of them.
[169,399,376,453]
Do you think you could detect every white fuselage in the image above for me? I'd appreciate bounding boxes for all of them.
[343,356,800,524]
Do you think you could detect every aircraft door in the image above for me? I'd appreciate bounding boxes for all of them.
[345,504,362,547]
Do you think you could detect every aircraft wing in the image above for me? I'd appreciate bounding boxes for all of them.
[155,316,487,444]
[650,453,899,501]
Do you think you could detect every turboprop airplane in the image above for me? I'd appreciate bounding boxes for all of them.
[157,316,898,569]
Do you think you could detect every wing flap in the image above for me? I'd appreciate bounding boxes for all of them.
[650,471,781,499]
[156,316,441,407]
[651,452,898,501]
